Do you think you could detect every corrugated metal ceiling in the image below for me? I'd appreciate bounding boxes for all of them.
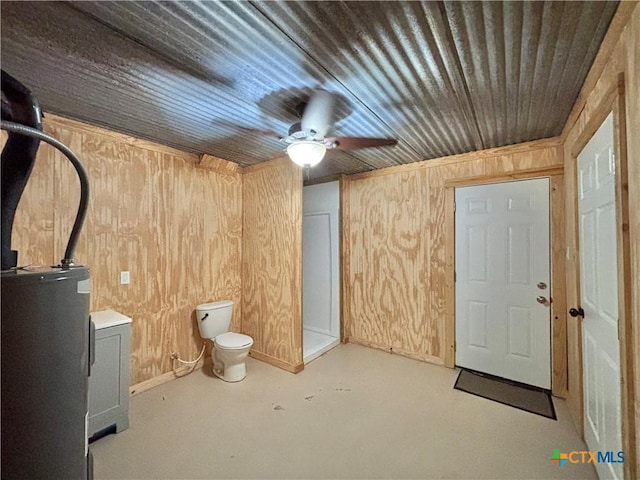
[1,1,618,182]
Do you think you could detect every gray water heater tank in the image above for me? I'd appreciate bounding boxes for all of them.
[1,265,92,479]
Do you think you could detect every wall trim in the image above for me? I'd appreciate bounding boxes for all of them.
[346,337,444,366]
[198,154,243,175]
[243,156,292,173]
[129,360,205,397]
[248,350,304,374]
[340,175,350,343]
[560,2,638,140]
[43,113,201,160]
[349,137,563,181]
[569,83,620,159]
[611,75,637,480]
[444,165,564,187]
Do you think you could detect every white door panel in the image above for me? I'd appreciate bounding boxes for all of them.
[455,178,551,389]
[578,112,622,480]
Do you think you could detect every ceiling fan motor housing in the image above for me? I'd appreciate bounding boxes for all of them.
[286,122,322,143]
[281,90,397,152]
[287,122,303,137]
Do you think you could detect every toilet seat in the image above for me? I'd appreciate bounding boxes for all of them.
[214,332,253,350]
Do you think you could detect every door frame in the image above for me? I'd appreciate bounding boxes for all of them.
[453,177,553,389]
[567,75,635,478]
[443,165,568,397]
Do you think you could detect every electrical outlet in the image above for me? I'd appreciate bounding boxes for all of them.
[120,271,130,285]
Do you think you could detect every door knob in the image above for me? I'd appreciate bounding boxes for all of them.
[537,282,547,289]
[569,307,584,318]
[536,296,547,304]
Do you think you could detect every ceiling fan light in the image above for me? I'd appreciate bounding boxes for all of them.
[286,141,326,167]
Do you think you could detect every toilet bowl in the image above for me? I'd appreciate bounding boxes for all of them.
[212,332,254,382]
[195,301,254,382]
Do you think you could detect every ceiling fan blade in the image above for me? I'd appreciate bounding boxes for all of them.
[301,89,336,137]
[325,136,398,150]
[216,119,283,140]
[234,125,283,140]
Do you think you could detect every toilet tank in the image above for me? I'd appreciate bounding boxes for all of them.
[196,300,233,339]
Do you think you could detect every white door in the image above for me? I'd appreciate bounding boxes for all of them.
[578,113,622,480]
[455,178,551,389]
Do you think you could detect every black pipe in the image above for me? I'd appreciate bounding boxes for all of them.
[0,121,90,267]
[1,71,43,270]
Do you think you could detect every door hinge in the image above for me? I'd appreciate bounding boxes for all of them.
[454,271,457,282]
[453,201,456,213]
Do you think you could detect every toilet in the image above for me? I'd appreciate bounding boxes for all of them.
[195,300,253,382]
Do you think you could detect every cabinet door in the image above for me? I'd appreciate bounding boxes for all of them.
[88,325,130,437]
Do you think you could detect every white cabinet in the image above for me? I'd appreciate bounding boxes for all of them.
[88,310,131,439]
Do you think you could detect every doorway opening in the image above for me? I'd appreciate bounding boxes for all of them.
[576,112,623,480]
[302,181,341,363]
[454,178,551,389]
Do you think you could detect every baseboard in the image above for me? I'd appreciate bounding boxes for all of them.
[248,350,304,374]
[129,360,205,397]
[346,337,444,366]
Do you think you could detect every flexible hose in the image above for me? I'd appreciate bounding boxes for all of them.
[1,120,90,267]
[172,343,207,365]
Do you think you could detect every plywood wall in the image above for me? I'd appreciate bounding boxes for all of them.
[242,158,303,372]
[562,3,639,473]
[344,168,437,362]
[7,115,243,385]
[343,140,564,369]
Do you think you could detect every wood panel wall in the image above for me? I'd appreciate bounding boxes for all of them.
[561,3,639,474]
[342,139,565,387]
[7,115,243,386]
[242,158,303,372]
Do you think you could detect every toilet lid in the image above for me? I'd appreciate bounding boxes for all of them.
[196,300,233,311]
[215,332,253,349]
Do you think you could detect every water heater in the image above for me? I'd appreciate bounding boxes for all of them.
[1,70,93,479]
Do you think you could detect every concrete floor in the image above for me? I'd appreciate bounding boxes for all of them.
[92,343,596,479]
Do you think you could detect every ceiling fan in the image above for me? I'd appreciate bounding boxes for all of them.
[262,89,398,168]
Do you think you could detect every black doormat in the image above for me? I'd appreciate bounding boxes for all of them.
[454,368,556,420]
